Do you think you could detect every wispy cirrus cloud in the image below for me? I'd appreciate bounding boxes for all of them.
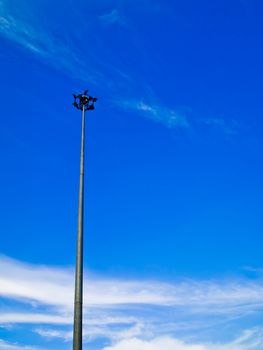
[0,0,132,92]
[116,99,242,136]
[115,99,190,129]
[199,117,241,137]
[0,0,241,135]
[0,3,105,86]
[99,9,126,26]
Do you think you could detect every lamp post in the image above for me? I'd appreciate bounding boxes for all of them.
[72,90,97,350]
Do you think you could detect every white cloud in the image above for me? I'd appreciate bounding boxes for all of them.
[99,9,125,26]
[0,339,40,350]
[0,1,192,133]
[35,320,143,343]
[199,117,240,136]
[115,99,190,128]
[102,329,263,350]
[1,255,263,349]
[34,328,72,342]
[1,255,263,345]
[0,256,74,308]
[2,255,263,314]
[0,313,72,325]
[0,1,242,136]
[0,1,117,88]
[105,337,207,350]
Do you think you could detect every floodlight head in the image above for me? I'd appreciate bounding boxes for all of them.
[80,95,89,105]
[72,89,97,111]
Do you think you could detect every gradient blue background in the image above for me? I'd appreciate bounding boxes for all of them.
[0,0,263,349]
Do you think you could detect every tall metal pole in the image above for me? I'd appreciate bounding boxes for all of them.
[72,91,97,350]
[73,105,85,350]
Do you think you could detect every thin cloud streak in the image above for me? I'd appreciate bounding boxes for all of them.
[199,117,241,136]
[0,313,72,325]
[0,312,138,327]
[99,9,126,26]
[115,99,190,129]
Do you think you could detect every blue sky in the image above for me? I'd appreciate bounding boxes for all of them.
[1,0,263,349]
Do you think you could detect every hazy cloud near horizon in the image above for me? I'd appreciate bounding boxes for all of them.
[1,256,263,349]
